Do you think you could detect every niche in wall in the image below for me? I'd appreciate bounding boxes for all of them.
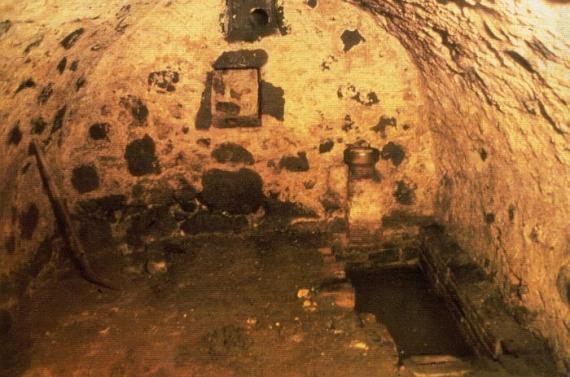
[211,68,261,128]
[224,0,286,42]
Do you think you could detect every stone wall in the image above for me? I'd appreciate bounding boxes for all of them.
[0,0,567,371]
[349,0,570,370]
[0,0,435,329]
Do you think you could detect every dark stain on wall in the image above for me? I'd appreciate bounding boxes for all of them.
[342,115,354,132]
[264,193,318,228]
[131,184,144,199]
[0,301,32,374]
[11,207,17,224]
[173,181,198,212]
[508,205,516,223]
[77,195,127,220]
[60,28,85,49]
[381,142,406,166]
[0,310,14,334]
[279,152,309,172]
[359,92,379,106]
[75,77,86,91]
[126,207,177,247]
[0,20,12,37]
[341,29,365,52]
[19,204,39,240]
[201,169,264,215]
[337,84,378,106]
[31,117,47,135]
[320,191,341,214]
[51,106,67,135]
[382,210,435,228]
[275,5,289,36]
[143,180,179,207]
[213,74,225,95]
[196,72,214,130]
[37,83,53,104]
[124,135,161,176]
[304,180,316,189]
[504,50,535,74]
[328,218,347,233]
[15,78,35,94]
[120,96,148,124]
[21,163,31,175]
[212,143,255,165]
[181,212,248,235]
[394,181,415,205]
[4,235,15,253]
[216,101,241,115]
[321,55,338,71]
[213,49,269,69]
[29,236,54,278]
[216,116,261,129]
[148,69,180,92]
[24,36,43,54]
[556,266,570,306]
[57,57,67,74]
[71,165,100,193]
[7,123,22,146]
[319,139,334,154]
[371,116,397,138]
[260,81,285,120]
[78,218,114,251]
[197,138,211,147]
[89,123,110,140]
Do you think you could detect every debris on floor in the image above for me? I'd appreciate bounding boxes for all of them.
[5,235,399,377]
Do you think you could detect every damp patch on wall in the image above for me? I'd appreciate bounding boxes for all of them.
[124,135,161,177]
[19,204,39,240]
[212,143,255,165]
[200,169,264,214]
[341,29,365,52]
[260,81,285,120]
[71,165,100,194]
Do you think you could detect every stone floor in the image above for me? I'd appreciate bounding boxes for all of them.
[0,234,560,377]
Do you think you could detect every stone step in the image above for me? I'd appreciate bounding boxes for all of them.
[317,281,355,310]
[404,355,473,377]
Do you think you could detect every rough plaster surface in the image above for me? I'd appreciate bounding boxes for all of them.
[0,0,432,286]
[346,0,570,369]
[0,0,568,370]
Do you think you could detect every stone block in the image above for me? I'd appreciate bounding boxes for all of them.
[369,248,400,265]
[211,68,260,128]
[318,247,333,256]
[404,355,472,377]
[322,262,346,280]
[319,282,355,310]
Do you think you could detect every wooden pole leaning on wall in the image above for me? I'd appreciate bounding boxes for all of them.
[31,139,118,290]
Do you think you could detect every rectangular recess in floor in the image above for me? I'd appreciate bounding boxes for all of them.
[348,266,473,359]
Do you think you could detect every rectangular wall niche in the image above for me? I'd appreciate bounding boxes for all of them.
[212,68,261,128]
[225,0,281,42]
